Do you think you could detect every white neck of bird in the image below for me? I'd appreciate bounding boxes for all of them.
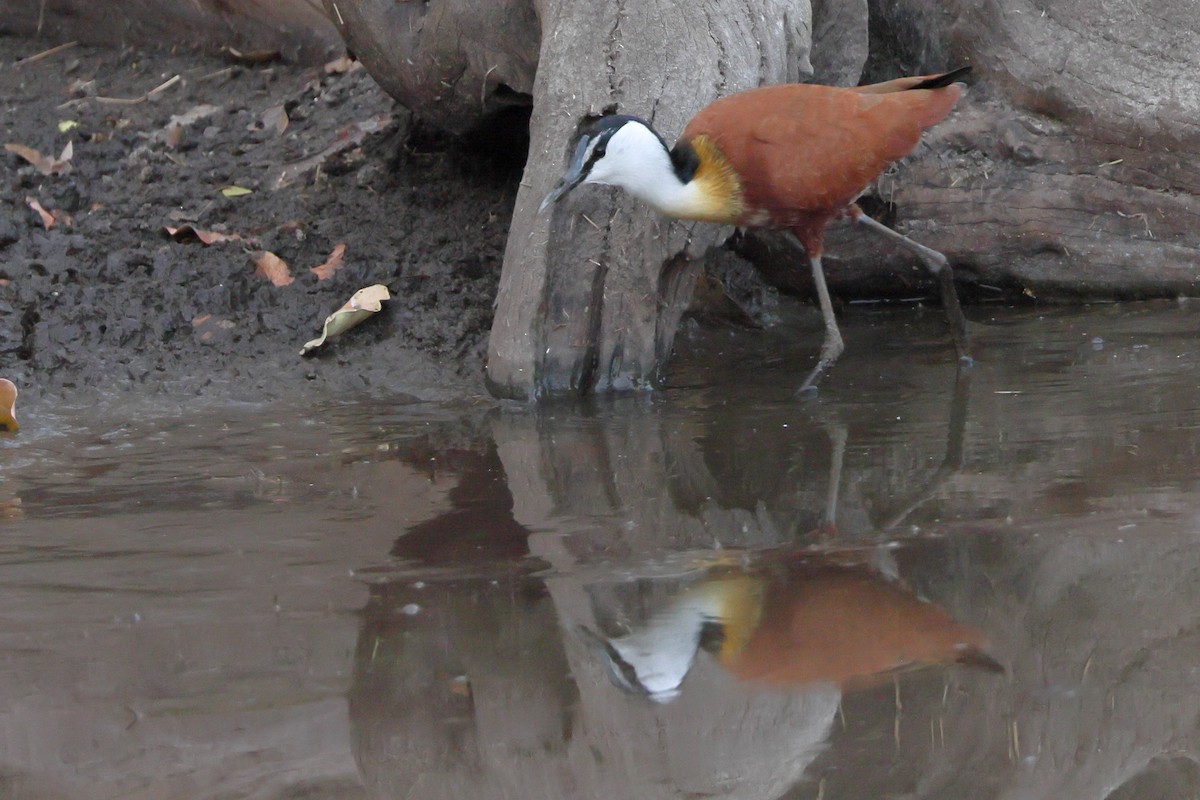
[606,582,732,702]
[586,122,702,218]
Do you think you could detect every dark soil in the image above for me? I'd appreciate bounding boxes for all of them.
[0,37,519,405]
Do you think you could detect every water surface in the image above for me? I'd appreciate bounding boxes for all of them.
[3,302,1200,799]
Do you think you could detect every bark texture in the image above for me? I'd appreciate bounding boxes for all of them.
[321,0,539,136]
[486,0,814,399]
[0,0,341,63]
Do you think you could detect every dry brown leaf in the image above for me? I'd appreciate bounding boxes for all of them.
[164,224,242,245]
[323,55,359,74]
[26,197,57,229]
[253,250,294,287]
[5,143,49,170]
[191,314,236,344]
[0,378,17,432]
[225,47,281,64]
[5,140,73,175]
[261,105,289,136]
[0,497,22,519]
[310,243,346,280]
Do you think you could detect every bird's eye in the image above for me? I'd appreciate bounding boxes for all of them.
[594,143,606,159]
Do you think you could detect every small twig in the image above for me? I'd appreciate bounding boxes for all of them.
[15,40,78,67]
[481,64,498,108]
[198,66,235,82]
[89,74,183,106]
[146,74,182,97]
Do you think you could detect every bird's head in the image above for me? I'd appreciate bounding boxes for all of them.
[538,114,673,213]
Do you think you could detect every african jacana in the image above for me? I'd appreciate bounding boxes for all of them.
[540,67,972,390]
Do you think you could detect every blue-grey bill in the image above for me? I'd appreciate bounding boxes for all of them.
[537,134,592,213]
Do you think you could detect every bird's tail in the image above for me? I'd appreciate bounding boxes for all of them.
[855,66,972,96]
[909,66,973,91]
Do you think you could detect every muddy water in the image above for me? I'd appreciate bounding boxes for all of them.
[3,302,1200,799]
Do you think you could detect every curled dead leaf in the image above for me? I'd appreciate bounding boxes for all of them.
[164,224,243,245]
[253,250,294,287]
[5,140,73,175]
[0,378,18,432]
[26,197,58,229]
[310,243,346,280]
[300,284,390,355]
[224,46,281,64]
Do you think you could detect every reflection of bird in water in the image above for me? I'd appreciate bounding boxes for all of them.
[583,558,1002,703]
[539,69,972,390]
[0,378,17,432]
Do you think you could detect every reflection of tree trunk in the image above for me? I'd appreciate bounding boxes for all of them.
[493,406,795,557]
[874,365,971,531]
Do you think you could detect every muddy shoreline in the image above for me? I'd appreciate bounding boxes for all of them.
[1,37,518,407]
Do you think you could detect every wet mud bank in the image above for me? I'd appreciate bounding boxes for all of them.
[0,36,519,406]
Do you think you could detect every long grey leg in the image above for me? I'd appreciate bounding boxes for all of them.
[798,254,844,393]
[823,421,848,529]
[853,212,971,360]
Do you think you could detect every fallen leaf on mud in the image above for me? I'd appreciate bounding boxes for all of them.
[272,113,393,189]
[164,122,184,149]
[26,197,59,229]
[168,104,221,128]
[0,378,18,432]
[191,314,236,344]
[323,55,360,75]
[310,243,346,280]
[220,185,253,198]
[253,250,294,287]
[300,284,390,355]
[67,78,96,98]
[5,140,73,175]
[259,105,289,136]
[224,46,281,64]
[0,497,22,520]
[163,224,243,245]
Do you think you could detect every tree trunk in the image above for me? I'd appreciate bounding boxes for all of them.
[321,0,539,136]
